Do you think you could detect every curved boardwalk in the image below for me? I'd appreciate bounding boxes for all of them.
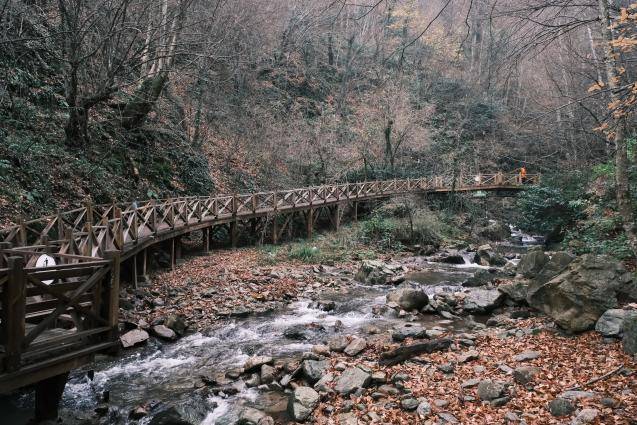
[0,172,537,395]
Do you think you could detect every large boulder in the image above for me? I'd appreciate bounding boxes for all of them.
[517,249,549,279]
[334,367,371,395]
[534,252,575,284]
[498,280,530,303]
[288,387,319,422]
[463,289,505,313]
[595,309,626,337]
[474,245,507,267]
[623,311,637,355]
[355,260,405,285]
[386,288,429,311]
[527,255,633,332]
[473,221,511,241]
[463,269,502,288]
[120,329,149,348]
[429,250,465,264]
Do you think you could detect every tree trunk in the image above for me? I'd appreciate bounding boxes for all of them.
[120,72,169,129]
[598,0,637,257]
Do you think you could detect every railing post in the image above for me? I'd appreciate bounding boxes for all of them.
[151,199,158,235]
[2,256,26,372]
[18,216,26,247]
[104,250,120,345]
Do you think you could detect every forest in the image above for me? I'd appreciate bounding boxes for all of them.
[0,1,637,425]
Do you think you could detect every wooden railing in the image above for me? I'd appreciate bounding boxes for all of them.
[0,172,537,389]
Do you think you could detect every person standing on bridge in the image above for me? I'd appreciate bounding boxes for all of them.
[519,166,527,184]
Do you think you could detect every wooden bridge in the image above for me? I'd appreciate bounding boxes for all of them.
[0,172,537,419]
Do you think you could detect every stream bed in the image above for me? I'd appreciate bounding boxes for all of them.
[4,231,539,425]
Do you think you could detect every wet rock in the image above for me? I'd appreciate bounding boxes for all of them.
[243,356,273,373]
[260,364,277,384]
[120,329,149,348]
[474,244,507,267]
[328,336,350,352]
[477,380,506,401]
[148,406,193,425]
[400,398,419,411]
[164,315,187,336]
[595,309,626,337]
[430,250,465,265]
[513,366,540,385]
[230,306,252,317]
[317,300,336,311]
[344,337,367,356]
[152,325,177,341]
[463,289,505,313]
[302,360,329,383]
[130,405,149,420]
[355,260,405,285]
[571,409,599,425]
[238,407,274,425]
[288,386,319,422]
[527,254,632,332]
[283,324,325,340]
[548,398,575,417]
[463,268,501,288]
[335,367,371,395]
[623,310,637,354]
[514,350,540,362]
[386,288,429,311]
[245,373,261,387]
[392,323,428,342]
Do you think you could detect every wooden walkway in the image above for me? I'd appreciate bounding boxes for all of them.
[0,172,538,393]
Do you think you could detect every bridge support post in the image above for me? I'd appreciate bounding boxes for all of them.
[170,238,176,271]
[230,221,238,248]
[34,372,69,422]
[203,227,210,254]
[353,202,358,223]
[104,250,121,346]
[272,217,278,245]
[306,209,314,240]
[175,236,182,261]
[333,204,341,231]
[132,253,138,289]
[2,256,25,372]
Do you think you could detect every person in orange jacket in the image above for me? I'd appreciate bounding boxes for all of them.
[519,166,527,183]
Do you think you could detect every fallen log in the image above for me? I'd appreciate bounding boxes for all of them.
[379,338,452,366]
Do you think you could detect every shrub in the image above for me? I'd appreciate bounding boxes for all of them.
[288,243,320,262]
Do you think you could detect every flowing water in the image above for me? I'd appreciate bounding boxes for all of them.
[4,228,541,425]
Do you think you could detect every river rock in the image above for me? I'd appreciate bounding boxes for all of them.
[430,250,465,264]
[474,245,507,267]
[571,408,599,425]
[164,315,187,336]
[152,325,177,341]
[473,221,511,241]
[288,386,319,422]
[344,337,367,356]
[260,364,277,384]
[355,260,405,285]
[392,323,428,342]
[334,367,371,395]
[527,254,633,332]
[243,356,273,373]
[463,288,505,313]
[595,309,626,337]
[283,323,325,340]
[534,251,575,284]
[548,398,575,417]
[514,350,540,362]
[328,335,350,352]
[477,380,506,401]
[623,310,637,354]
[386,288,429,311]
[337,413,359,425]
[463,268,502,288]
[148,407,193,425]
[517,248,549,278]
[401,398,419,411]
[513,366,540,385]
[302,360,329,383]
[120,329,149,348]
[498,280,530,303]
[416,400,432,419]
[238,407,274,425]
